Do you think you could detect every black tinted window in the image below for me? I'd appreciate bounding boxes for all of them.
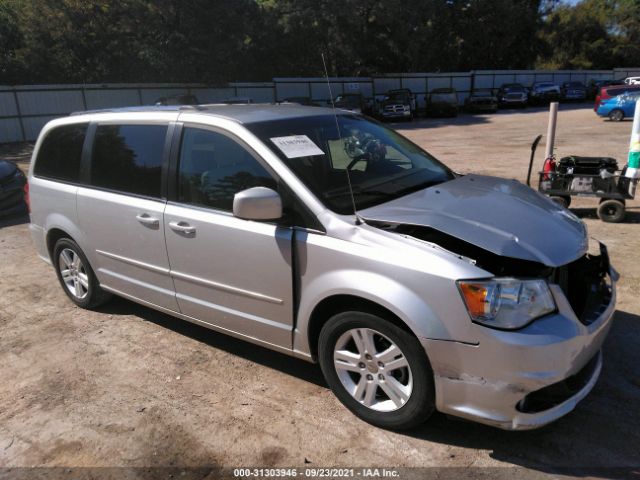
[177,128,276,211]
[90,124,167,198]
[34,123,88,182]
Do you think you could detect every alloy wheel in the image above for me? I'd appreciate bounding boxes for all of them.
[333,328,413,412]
[58,248,89,299]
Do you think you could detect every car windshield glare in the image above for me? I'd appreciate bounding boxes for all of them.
[387,93,408,102]
[246,115,454,214]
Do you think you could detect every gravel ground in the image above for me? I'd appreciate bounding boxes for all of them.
[0,104,638,479]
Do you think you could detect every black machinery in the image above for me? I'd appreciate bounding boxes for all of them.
[527,134,637,223]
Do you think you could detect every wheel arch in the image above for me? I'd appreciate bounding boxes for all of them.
[46,227,73,260]
[305,294,415,360]
[42,213,90,263]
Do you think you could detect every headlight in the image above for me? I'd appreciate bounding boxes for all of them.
[403,105,410,111]
[457,278,556,330]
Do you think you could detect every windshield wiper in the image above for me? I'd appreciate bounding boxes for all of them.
[323,188,396,200]
[396,179,443,195]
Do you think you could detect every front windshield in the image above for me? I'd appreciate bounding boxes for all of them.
[386,93,408,103]
[472,90,493,97]
[246,115,454,214]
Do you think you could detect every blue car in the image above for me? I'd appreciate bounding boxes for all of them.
[597,92,640,121]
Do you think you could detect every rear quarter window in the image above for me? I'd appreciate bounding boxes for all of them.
[89,124,167,198]
[33,123,88,182]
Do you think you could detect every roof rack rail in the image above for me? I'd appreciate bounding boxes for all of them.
[69,105,198,116]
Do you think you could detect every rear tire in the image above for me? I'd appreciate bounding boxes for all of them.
[609,109,624,122]
[550,195,571,208]
[318,311,435,430]
[53,238,112,309]
[597,199,625,223]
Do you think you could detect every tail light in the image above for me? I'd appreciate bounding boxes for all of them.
[23,181,30,213]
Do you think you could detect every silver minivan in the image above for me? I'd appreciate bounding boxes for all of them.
[28,105,616,430]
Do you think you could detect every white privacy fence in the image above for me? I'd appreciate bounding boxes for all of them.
[2,68,639,143]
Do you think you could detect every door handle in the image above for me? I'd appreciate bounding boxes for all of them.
[169,221,196,235]
[136,213,160,228]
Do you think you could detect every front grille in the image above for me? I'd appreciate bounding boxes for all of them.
[516,353,600,413]
[506,93,523,100]
[384,104,405,113]
[552,245,612,325]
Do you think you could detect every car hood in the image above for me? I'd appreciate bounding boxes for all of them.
[0,160,18,180]
[360,174,588,267]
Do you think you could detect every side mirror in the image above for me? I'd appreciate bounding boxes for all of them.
[233,187,282,221]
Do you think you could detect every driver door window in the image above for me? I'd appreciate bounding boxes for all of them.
[177,127,277,212]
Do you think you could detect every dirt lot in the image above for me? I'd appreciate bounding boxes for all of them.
[0,105,639,479]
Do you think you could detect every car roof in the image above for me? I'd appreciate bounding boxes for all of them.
[70,103,343,124]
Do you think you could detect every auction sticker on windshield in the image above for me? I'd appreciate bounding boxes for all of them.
[271,135,325,158]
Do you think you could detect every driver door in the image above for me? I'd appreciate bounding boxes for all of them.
[164,125,294,349]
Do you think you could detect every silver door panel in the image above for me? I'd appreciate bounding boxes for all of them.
[164,203,293,348]
[77,187,179,311]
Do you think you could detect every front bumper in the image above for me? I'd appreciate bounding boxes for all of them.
[380,110,411,119]
[499,98,527,106]
[421,271,616,430]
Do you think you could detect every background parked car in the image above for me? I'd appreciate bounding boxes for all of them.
[596,91,640,121]
[154,94,199,106]
[222,96,253,104]
[281,97,321,106]
[560,81,587,102]
[624,76,640,85]
[334,93,368,114]
[464,89,498,113]
[595,84,640,111]
[378,89,416,120]
[528,82,560,105]
[496,83,528,108]
[0,160,27,218]
[425,88,459,117]
[587,79,624,99]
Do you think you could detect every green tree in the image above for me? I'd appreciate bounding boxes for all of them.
[0,0,24,83]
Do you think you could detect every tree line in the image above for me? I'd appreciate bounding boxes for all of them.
[1,0,638,85]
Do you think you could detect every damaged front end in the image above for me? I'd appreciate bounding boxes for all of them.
[369,220,617,429]
[376,222,615,326]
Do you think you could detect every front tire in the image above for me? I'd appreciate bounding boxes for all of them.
[53,238,111,309]
[318,311,435,430]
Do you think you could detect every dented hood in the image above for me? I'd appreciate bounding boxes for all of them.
[360,174,588,267]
